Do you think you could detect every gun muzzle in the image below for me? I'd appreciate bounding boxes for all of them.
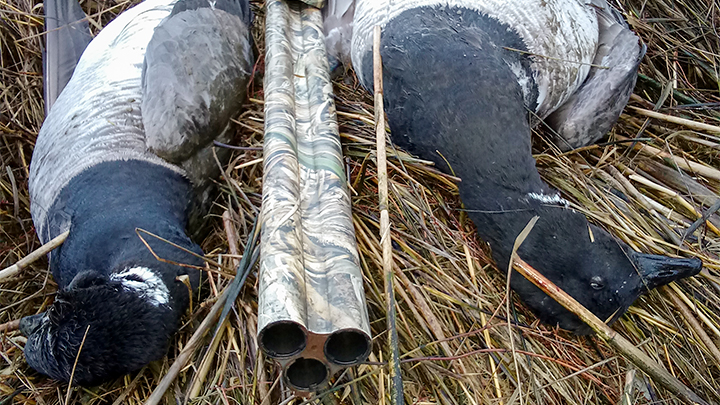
[259,0,372,392]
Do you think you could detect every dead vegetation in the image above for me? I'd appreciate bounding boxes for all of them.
[1,0,720,403]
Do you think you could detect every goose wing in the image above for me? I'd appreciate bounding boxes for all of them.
[545,0,645,151]
[43,0,92,112]
[322,0,355,68]
[141,0,254,184]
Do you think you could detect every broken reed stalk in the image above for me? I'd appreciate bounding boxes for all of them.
[512,257,710,405]
[144,287,229,405]
[0,230,69,281]
[615,135,720,182]
[187,317,228,398]
[187,211,247,398]
[222,210,242,268]
[223,211,268,402]
[374,24,403,405]
[627,106,720,134]
[0,319,20,333]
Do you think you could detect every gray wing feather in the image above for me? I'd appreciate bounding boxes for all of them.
[322,0,355,68]
[141,6,253,168]
[545,1,645,151]
[43,0,93,113]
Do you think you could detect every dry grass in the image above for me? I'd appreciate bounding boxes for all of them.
[1,0,720,404]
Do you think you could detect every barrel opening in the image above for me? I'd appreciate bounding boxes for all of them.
[285,358,328,391]
[325,330,371,365]
[260,321,306,358]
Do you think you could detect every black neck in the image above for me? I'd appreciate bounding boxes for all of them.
[46,160,204,288]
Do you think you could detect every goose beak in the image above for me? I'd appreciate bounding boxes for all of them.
[632,253,703,290]
[19,313,46,336]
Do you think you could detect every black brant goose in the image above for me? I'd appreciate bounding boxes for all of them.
[20,0,254,384]
[324,0,703,334]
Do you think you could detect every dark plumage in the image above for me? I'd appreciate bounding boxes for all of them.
[21,0,254,385]
[325,0,702,333]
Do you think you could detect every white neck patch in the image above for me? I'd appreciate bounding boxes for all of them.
[110,266,170,307]
[527,192,569,207]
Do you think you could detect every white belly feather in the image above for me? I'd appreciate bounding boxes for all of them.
[351,0,599,117]
[29,0,183,240]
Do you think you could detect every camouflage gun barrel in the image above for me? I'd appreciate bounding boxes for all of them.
[259,0,372,392]
[295,0,325,11]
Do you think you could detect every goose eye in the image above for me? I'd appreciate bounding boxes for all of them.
[590,276,605,290]
[124,274,144,282]
[48,305,59,322]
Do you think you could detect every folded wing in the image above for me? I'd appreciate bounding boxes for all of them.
[545,0,645,151]
[43,0,93,112]
[322,0,355,68]
[141,0,254,184]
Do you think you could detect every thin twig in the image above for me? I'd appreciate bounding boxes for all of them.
[213,140,263,151]
[374,24,403,405]
[0,230,69,281]
[0,319,20,333]
[683,199,720,239]
[134,228,231,275]
[503,47,609,69]
[65,325,91,405]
